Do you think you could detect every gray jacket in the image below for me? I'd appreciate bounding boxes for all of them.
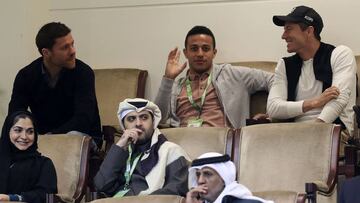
[155,63,274,128]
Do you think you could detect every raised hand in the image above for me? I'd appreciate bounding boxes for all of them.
[116,128,143,149]
[185,185,208,203]
[164,47,187,80]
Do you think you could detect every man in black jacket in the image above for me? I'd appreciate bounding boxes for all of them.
[8,22,102,148]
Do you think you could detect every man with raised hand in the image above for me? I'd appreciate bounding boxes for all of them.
[155,25,273,128]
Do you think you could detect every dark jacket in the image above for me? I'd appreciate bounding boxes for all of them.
[8,57,102,146]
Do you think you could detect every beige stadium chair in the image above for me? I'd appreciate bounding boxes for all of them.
[161,127,234,160]
[93,68,148,152]
[38,134,91,203]
[233,123,340,203]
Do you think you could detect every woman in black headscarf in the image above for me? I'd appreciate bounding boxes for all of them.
[0,111,57,202]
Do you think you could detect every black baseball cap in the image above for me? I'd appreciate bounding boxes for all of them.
[273,6,323,35]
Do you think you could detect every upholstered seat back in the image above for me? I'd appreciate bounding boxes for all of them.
[235,123,339,202]
[94,68,148,126]
[253,191,304,203]
[230,61,276,117]
[161,127,233,160]
[38,134,91,202]
[90,195,185,203]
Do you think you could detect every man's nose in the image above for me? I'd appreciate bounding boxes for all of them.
[198,174,206,184]
[196,49,204,57]
[70,44,76,55]
[135,117,142,126]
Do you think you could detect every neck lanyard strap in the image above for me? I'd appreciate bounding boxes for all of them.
[185,71,212,115]
[113,145,142,198]
[124,144,142,189]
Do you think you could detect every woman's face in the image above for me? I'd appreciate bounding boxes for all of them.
[9,117,35,150]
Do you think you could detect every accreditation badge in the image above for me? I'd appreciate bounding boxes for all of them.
[187,117,203,127]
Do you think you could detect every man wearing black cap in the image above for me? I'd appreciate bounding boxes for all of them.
[267,6,357,140]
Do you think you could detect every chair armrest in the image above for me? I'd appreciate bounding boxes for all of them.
[246,118,271,126]
[85,191,109,201]
[305,183,317,203]
[306,181,334,203]
[46,194,66,203]
[342,144,359,178]
[158,123,173,129]
[253,191,305,203]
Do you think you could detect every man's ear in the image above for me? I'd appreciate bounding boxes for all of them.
[307,26,315,37]
[183,48,188,59]
[42,48,50,57]
[213,48,217,56]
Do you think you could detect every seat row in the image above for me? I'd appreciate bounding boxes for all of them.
[37,122,340,203]
[93,56,360,142]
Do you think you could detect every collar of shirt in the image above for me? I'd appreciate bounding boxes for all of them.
[41,63,63,88]
[187,68,212,81]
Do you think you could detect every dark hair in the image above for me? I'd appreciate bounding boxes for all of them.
[184,25,216,48]
[12,113,35,129]
[298,22,321,41]
[35,22,71,55]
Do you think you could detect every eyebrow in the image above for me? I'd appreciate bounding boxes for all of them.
[126,112,151,118]
[12,126,34,129]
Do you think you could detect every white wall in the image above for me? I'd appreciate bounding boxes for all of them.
[0,0,49,125]
[1,0,360,124]
[48,0,360,101]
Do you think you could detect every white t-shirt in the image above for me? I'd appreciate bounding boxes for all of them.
[267,45,357,135]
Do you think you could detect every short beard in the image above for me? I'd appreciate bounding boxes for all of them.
[135,128,154,145]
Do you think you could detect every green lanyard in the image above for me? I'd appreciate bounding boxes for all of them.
[114,145,142,198]
[185,71,213,115]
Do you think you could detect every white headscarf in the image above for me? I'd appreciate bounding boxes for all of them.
[189,152,274,203]
[189,152,236,187]
[117,98,162,130]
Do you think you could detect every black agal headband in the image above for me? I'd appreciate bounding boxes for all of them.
[191,154,230,167]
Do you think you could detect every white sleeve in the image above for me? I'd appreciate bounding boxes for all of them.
[267,59,304,119]
[318,46,357,122]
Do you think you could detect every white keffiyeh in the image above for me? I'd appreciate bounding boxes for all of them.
[189,152,273,203]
